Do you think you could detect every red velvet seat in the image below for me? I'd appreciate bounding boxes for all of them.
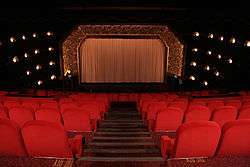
[210,106,238,127]
[161,121,221,159]
[0,118,27,156]
[4,100,21,109]
[238,108,250,119]
[184,105,211,122]
[225,99,242,110]
[39,101,58,110]
[62,109,92,133]
[207,100,224,112]
[22,101,39,112]
[0,107,8,118]
[60,102,80,113]
[216,120,250,156]
[168,101,188,112]
[8,107,35,127]
[154,107,184,132]
[22,120,82,158]
[35,108,62,124]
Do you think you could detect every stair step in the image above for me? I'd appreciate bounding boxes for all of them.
[84,148,161,157]
[92,136,153,142]
[97,128,148,132]
[107,113,140,116]
[95,131,151,137]
[102,120,143,123]
[79,156,164,162]
[100,122,144,126]
[86,142,157,149]
[99,124,146,129]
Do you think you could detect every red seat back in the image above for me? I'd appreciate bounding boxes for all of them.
[154,107,184,132]
[211,106,238,127]
[8,107,34,127]
[238,108,250,119]
[184,105,211,122]
[22,120,73,158]
[173,121,221,158]
[35,109,62,124]
[207,100,224,111]
[0,118,27,156]
[216,120,250,156]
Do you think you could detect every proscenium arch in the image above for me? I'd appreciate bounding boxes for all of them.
[62,25,184,82]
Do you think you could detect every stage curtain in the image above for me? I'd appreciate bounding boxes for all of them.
[80,38,165,83]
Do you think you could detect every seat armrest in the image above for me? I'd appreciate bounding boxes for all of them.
[68,135,83,158]
[161,135,175,159]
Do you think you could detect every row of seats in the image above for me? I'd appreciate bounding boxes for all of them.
[0,118,82,158]
[161,120,250,159]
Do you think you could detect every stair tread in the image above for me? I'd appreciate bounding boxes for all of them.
[79,156,164,162]
[95,131,151,134]
[88,142,156,146]
[84,148,160,154]
[92,136,153,140]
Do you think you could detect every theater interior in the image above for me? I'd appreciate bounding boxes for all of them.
[0,1,250,167]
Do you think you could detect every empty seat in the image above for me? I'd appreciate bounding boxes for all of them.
[35,108,62,124]
[238,108,250,119]
[211,106,238,127]
[184,105,211,122]
[154,107,184,132]
[39,101,58,110]
[216,120,250,156]
[22,120,82,158]
[8,107,34,127]
[207,100,224,111]
[4,100,21,109]
[62,109,92,133]
[0,107,8,118]
[161,121,221,159]
[22,101,39,112]
[225,99,242,110]
[168,101,188,112]
[0,118,27,156]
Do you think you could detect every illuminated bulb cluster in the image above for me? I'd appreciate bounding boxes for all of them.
[49,60,55,66]
[205,65,210,71]
[215,71,220,76]
[46,31,53,36]
[12,56,19,63]
[208,33,214,39]
[34,49,40,54]
[37,80,43,85]
[48,47,54,51]
[193,32,200,37]
[22,35,26,40]
[50,75,56,80]
[220,36,224,41]
[32,33,37,38]
[203,81,208,86]
[230,37,236,44]
[189,75,196,81]
[10,37,16,43]
[190,61,197,67]
[36,65,42,70]
[228,58,233,64]
[26,70,31,76]
[217,54,222,59]
[245,41,250,47]
[24,53,29,58]
[192,48,198,52]
[207,50,212,55]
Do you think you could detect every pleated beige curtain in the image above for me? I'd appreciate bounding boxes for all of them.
[80,38,165,83]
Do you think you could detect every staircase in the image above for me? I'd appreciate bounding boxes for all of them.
[81,102,164,163]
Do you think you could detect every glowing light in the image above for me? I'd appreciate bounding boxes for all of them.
[193,32,200,37]
[34,49,40,54]
[49,60,55,66]
[24,53,29,58]
[22,35,26,40]
[215,71,220,76]
[12,56,19,63]
[228,58,233,64]
[192,48,198,52]
[207,50,212,55]
[46,31,53,36]
[245,40,250,47]
[32,33,37,38]
[10,37,16,43]
[190,61,197,67]
[205,65,210,71]
[189,75,196,81]
[26,70,31,75]
[217,54,222,59]
[48,47,54,51]
[36,65,42,70]
[208,33,214,39]
[37,80,43,85]
[203,81,208,86]
[50,75,56,80]
[230,37,236,44]
[220,36,224,41]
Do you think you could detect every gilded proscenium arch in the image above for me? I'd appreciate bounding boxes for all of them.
[62,25,184,80]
